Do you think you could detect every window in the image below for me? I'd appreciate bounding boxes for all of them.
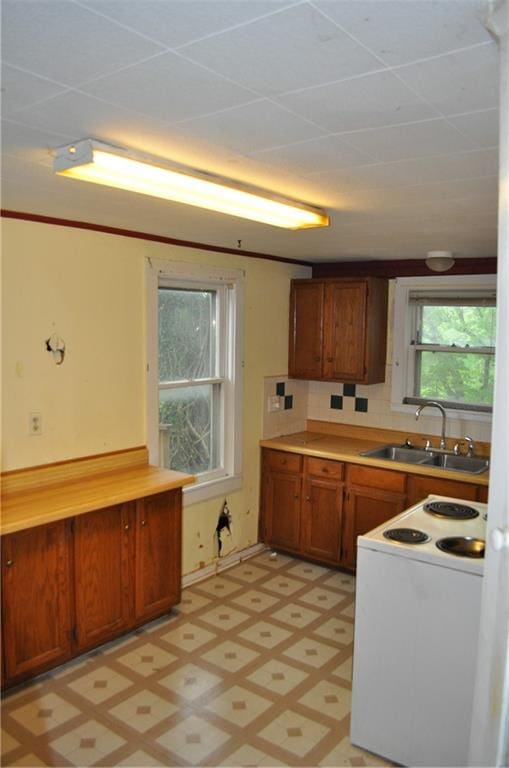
[392,275,496,415]
[146,259,243,502]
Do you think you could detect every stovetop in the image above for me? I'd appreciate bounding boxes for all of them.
[358,495,487,575]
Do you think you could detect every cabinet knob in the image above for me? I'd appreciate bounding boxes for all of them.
[327,357,333,363]
[306,496,311,502]
[5,559,13,567]
[141,520,147,527]
[294,494,299,499]
[314,356,321,362]
[124,523,130,531]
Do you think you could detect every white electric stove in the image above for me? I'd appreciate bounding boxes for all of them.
[350,495,487,768]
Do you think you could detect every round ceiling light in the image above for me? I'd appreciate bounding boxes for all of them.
[425,250,455,272]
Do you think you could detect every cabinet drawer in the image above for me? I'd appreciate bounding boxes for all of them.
[348,464,406,494]
[306,456,343,480]
[265,450,302,473]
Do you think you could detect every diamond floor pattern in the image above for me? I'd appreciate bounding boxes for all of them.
[1,551,391,766]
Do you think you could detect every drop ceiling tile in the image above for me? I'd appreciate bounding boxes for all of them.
[1,65,68,115]
[1,119,69,163]
[251,135,375,174]
[316,0,492,67]
[277,70,438,133]
[81,52,257,123]
[341,118,476,162]
[80,1,290,48]
[180,3,382,97]
[1,0,164,87]
[395,43,499,116]
[177,100,326,153]
[12,91,169,146]
[448,109,499,148]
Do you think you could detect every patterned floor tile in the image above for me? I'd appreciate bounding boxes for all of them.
[201,639,260,673]
[9,692,80,736]
[198,605,250,631]
[258,709,330,758]
[116,750,165,766]
[6,753,48,766]
[332,656,353,682]
[108,690,177,732]
[252,551,295,569]
[1,729,20,756]
[298,680,351,721]
[247,659,309,695]
[287,561,330,580]
[270,602,321,628]
[206,684,273,727]
[160,621,217,652]
[320,736,393,766]
[340,601,355,618]
[67,666,132,704]
[116,642,177,677]
[283,637,339,668]
[194,575,243,598]
[299,586,348,609]
[220,743,288,766]
[227,563,271,583]
[49,719,125,766]
[156,714,230,763]
[313,617,354,645]
[158,662,222,701]
[176,590,211,614]
[322,571,357,592]
[232,589,280,612]
[238,620,292,649]
[262,574,307,597]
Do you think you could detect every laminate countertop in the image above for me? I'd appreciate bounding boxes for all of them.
[260,431,489,487]
[1,465,194,535]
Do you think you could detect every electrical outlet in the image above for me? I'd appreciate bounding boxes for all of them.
[267,395,282,412]
[29,412,42,435]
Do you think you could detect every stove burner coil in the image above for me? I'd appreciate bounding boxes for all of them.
[423,501,479,519]
[383,528,430,544]
[436,536,485,558]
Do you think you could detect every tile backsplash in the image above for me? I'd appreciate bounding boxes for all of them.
[262,376,307,438]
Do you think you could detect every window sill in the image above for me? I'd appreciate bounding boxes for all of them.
[390,402,493,424]
[183,474,242,506]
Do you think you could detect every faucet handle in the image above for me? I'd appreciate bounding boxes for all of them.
[464,436,475,457]
[423,439,433,451]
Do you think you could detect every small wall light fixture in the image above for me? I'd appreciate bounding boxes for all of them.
[53,139,329,230]
[425,250,455,272]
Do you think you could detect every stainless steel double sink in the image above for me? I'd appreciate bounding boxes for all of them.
[359,444,489,474]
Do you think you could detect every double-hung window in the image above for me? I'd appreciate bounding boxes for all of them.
[146,259,243,502]
[392,275,496,415]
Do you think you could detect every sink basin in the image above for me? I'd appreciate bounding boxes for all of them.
[427,453,489,474]
[359,444,489,474]
[436,536,485,558]
[360,445,432,464]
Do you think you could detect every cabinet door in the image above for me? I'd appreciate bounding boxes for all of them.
[135,490,182,622]
[343,487,407,568]
[301,476,343,564]
[406,475,479,507]
[265,470,302,552]
[323,281,367,381]
[74,504,134,650]
[2,521,72,681]
[289,281,324,379]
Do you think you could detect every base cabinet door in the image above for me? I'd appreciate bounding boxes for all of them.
[74,504,134,651]
[265,470,302,553]
[135,490,182,622]
[301,476,343,563]
[343,487,407,567]
[1,521,72,681]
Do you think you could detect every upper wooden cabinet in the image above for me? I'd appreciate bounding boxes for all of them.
[289,278,388,384]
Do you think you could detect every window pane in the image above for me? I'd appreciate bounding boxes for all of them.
[159,385,220,474]
[417,351,494,406]
[159,288,217,381]
[420,305,496,347]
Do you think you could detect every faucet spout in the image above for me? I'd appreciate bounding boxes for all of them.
[415,401,447,450]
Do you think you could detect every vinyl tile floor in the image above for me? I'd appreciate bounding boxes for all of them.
[1,551,391,767]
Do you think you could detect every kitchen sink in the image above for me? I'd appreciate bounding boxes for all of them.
[360,445,434,464]
[359,444,489,474]
[436,536,485,558]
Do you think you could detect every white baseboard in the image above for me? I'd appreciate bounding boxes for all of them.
[181,542,267,589]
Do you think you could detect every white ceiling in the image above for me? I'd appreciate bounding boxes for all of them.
[1,0,500,263]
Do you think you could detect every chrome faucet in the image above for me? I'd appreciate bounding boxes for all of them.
[464,435,475,457]
[415,401,447,449]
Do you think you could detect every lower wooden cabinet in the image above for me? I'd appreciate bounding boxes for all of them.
[1,489,182,688]
[1,521,73,682]
[260,448,488,570]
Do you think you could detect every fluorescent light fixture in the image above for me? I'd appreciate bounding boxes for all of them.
[53,139,329,230]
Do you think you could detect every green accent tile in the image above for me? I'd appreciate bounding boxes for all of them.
[330,395,343,410]
[343,383,356,397]
[276,382,285,396]
[355,397,368,413]
[284,395,293,410]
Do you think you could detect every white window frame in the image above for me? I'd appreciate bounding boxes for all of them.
[146,258,244,504]
[391,274,496,422]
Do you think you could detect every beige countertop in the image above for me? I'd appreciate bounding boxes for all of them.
[1,463,194,535]
[260,431,489,487]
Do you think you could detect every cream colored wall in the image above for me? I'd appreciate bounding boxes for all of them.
[1,218,310,575]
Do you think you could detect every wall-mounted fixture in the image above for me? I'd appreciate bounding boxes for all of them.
[425,250,455,272]
[53,139,329,230]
